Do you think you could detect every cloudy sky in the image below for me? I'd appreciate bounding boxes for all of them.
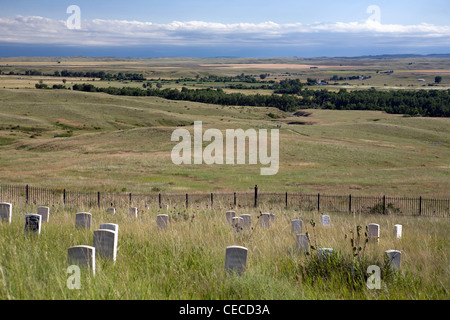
[1,0,449,57]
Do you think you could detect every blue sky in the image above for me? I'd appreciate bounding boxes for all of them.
[0,0,449,57]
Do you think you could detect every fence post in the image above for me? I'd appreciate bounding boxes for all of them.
[63,189,66,205]
[186,193,188,208]
[349,194,352,213]
[419,196,422,216]
[210,193,213,208]
[129,193,132,205]
[159,193,162,208]
[97,192,101,208]
[285,192,288,209]
[233,192,237,207]
[382,195,386,215]
[317,193,320,212]
[26,184,29,204]
[254,185,258,208]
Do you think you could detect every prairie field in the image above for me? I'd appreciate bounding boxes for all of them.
[0,203,448,300]
[0,56,449,302]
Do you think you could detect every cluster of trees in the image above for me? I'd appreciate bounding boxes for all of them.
[53,82,450,117]
[330,75,372,81]
[5,69,146,81]
[301,88,450,117]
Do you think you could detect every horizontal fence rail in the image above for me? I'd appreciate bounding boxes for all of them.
[0,184,448,218]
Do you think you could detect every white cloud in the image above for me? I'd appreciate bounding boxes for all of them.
[1,15,449,47]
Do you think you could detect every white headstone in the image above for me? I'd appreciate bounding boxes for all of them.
[232,217,244,233]
[107,207,116,215]
[394,224,402,239]
[225,246,248,275]
[368,223,380,243]
[157,214,169,229]
[240,214,252,229]
[321,215,330,227]
[24,214,42,234]
[99,223,119,247]
[75,212,92,229]
[129,207,138,219]
[385,250,401,269]
[0,202,12,223]
[226,211,236,225]
[260,213,271,228]
[68,245,96,276]
[93,229,117,262]
[291,219,303,234]
[296,234,309,252]
[269,213,275,222]
[37,206,50,223]
[318,248,334,260]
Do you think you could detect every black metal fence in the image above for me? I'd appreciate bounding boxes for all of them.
[0,184,448,218]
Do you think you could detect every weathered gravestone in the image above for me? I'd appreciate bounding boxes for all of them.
[318,248,334,261]
[321,215,330,227]
[93,229,117,262]
[157,214,169,230]
[385,250,402,269]
[75,212,92,229]
[240,214,252,229]
[291,219,303,234]
[99,223,119,247]
[68,245,96,276]
[224,246,248,275]
[129,207,138,219]
[232,217,244,233]
[226,211,236,225]
[0,202,12,223]
[37,206,50,223]
[269,213,275,223]
[296,234,309,252]
[24,214,42,234]
[260,213,271,228]
[394,224,402,239]
[368,223,380,243]
[107,207,116,215]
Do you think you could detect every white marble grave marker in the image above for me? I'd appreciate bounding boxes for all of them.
[232,217,244,233]
[240,214,251,229]
[37,206,50,223]
[292,219,303,234]
[99,223,119,246]
[93,229,117,262]
[321,215,330,227]
[296,234,309,252]
[75,212,92,229]
[225,246,248,275]
[368,223,380,243]
[318,248,334,260]
[107,207,116,215]
[24,214,42,234]
[226,211,236,225]
[157,214,169,229]
[260,213,271,228]
[0,202,12,223]
[68,245,96,276]
[394,224,402,239]
[385,250,402,269]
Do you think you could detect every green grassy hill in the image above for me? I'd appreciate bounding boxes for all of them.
[0,88,449,196]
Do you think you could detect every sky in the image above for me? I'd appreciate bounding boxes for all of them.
[0,0,449,58]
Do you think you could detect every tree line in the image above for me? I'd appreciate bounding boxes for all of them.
[67,82,450,117]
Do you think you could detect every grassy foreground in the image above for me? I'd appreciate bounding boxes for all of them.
[0,203,448,300]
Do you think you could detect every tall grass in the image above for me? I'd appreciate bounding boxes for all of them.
[0,202,448,300]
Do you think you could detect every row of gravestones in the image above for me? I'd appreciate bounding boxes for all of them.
[225,211,403,273]
[1,202,403,275]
